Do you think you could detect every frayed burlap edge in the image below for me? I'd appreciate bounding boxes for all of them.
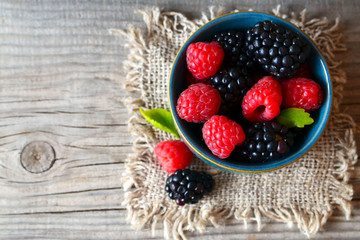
[111,6,358,240]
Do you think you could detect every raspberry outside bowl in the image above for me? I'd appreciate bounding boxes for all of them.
[168,11,332,173]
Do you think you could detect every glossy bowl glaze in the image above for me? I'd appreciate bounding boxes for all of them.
[168,11,332,173]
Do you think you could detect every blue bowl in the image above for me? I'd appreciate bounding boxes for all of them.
[168,11,332,173]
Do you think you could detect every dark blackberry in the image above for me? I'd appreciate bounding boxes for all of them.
[209,66,255,113]
[165,169,215,206]
[245,20,310,79]
[240,120,295,162]
[213,31,255,69]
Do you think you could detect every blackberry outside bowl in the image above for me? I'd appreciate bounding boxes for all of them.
[168,11,332,173]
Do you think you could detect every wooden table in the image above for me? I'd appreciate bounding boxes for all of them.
[0,1,359,239]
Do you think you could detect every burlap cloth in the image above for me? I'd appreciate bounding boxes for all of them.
[113,6,358,239]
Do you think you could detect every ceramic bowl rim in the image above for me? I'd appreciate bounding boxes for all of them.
[168,11,332,173]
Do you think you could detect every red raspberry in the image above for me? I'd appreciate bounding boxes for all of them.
[282,78,324,112]
[176,83,221,123]
[186,41,224,79]
[202,115,246,159]
[242,76,283,122]
[154,140,193,173]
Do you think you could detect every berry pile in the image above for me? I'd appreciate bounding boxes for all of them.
[176,20,324,163]
[154,141,216,206]
[165,169,215,206]
[152,20,325,206]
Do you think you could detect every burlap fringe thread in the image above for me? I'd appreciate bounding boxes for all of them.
[112,6,358,240]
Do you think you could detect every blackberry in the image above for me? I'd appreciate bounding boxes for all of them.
[245,20,310,79]
[240,120,295,162]
[213,31,255,69]
[165,169,215,206]
[209,66,255,113]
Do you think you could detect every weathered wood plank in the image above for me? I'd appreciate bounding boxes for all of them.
[0,202,359,239]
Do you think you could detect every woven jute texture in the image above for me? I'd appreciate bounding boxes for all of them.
[113,6,358,240]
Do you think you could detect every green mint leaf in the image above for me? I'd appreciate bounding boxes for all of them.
[139,108,180,138]
[277,108,314,128]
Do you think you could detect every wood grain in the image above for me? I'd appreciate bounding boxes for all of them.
[0,0,359,239]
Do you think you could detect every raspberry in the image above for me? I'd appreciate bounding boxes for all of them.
[242,76,283,122]
[176,83,221,123]
[282,78,324,112]
[165,169,215,206]
[154,140,193,174]
[202,115,246,159]
[186,41,224,79]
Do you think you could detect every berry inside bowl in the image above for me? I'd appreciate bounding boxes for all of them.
[168,11,332,173]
